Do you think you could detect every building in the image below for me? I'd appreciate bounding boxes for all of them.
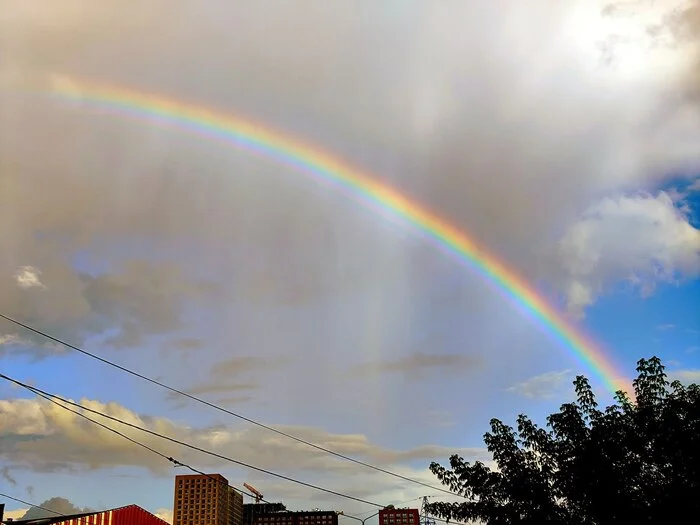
[227,486,243,525]
[378,508,419,525]
[6,505,168,525]
[243,503,286,525]
[250,511,337,525]
[174,474,243,525]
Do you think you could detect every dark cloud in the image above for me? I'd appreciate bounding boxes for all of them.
[80,261,216,348]
[170,338,203,351]
[1,465,17,486]
[20,497,93,520]
[164,355,291,407]
[0,1,698,348]
[0,259,217,357]
[165,382,259,401]
[354,352,484,379]
[211,356,293,378]
[0,0,700,443]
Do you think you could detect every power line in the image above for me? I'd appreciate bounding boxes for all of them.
[0,374,274,506]
[0,314,460,498]
[2,374,380,508]
[5,385,262,503]
[0,493,141,525]
[0,494,103,525]
[0,373,463,524]
[0,493,63,517]
[0,493,363,525]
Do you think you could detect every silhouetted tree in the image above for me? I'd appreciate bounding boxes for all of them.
[426,357,700,524]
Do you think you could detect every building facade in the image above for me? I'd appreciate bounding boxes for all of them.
[251,511,337,525]
[8,505,168,525]
[227,486,243,525]
[243,503,286,525]
[174,474,243,525]
[378,508,419,525]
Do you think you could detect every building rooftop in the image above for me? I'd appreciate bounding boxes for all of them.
[7,505,169,525]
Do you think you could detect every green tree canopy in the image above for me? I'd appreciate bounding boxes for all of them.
[426,357,700,524]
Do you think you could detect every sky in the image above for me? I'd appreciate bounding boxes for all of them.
[1,0,699,523]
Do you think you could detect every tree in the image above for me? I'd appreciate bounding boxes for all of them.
[426,357,700,524]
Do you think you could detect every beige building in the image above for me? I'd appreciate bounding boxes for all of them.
[227,485,243,525]
[174,474,243,525]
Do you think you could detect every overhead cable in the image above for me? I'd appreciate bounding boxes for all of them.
[0,373,464,524]
[0,314,460,498]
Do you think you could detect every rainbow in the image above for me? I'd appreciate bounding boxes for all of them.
[49,75,630,394]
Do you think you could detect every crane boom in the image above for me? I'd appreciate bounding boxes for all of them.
[243,482,264,503]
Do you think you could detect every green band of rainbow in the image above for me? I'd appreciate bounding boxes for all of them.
[49,76,630,394]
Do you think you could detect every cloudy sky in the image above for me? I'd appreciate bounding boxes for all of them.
[1,0,699,523]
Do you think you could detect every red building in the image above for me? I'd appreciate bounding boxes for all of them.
[9,505,170,525]
[378,508,419,525]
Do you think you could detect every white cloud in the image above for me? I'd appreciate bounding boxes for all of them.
[668,368,700,384]
[0,394,488,516]
[508,370,573,400]
[0,333,24,345]
[553,192,700,317]
[656,323,676,331]
[15,266,46,290]
[3,508,29,520]
[154,508,173,524]
[0,395,487,478]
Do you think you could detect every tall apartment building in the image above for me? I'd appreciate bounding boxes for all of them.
[378,508,419,525]
[174,474,243,525]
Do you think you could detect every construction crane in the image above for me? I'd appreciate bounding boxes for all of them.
[244,482,264,503]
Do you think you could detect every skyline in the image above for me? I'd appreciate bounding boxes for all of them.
[2,0,700,524]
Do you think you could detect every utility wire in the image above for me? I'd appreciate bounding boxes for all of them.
[0,494,363,525]
[0,314,460,498]
[0,493,138,525]
[2,374,380,508]
[0,493,63,517]
[0,373,463,524]
[0,493,110,525]
[0,374,265,505]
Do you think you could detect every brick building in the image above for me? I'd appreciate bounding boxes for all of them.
[174,474,243,525]
[378,508,419,525]
[251,511,337,525]
[227,487,243,525]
